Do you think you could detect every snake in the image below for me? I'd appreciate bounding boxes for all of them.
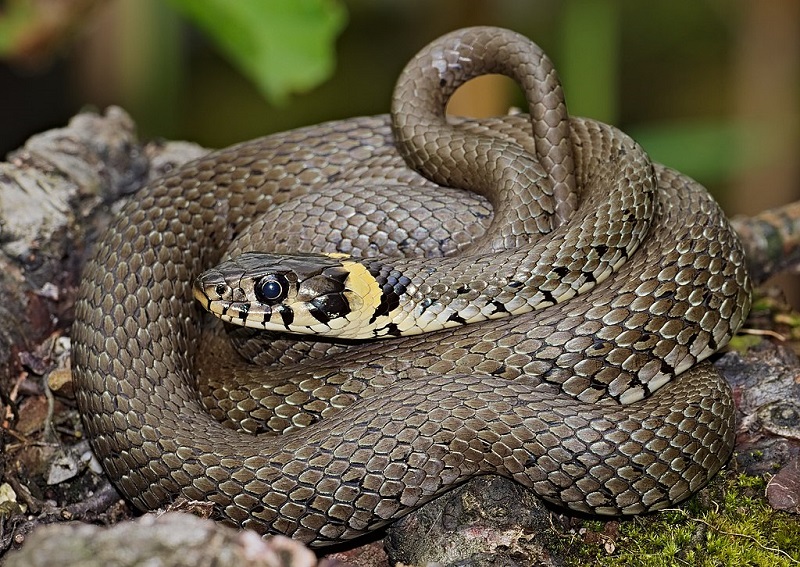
[71,27,752,547]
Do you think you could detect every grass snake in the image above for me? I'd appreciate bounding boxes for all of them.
[72,27,752,547]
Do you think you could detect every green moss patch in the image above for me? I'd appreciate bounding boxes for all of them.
[562,472,800,566]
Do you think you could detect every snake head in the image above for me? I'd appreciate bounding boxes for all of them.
[193,251,381,337]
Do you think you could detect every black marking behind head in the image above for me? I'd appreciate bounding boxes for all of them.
[366,261,411,324]
[378,322,401,337]
[371,292,400,324]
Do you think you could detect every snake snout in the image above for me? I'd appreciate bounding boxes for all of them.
[193,266,251,316]
[193,270,225,307]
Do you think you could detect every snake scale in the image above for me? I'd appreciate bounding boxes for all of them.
[72,27,752,547]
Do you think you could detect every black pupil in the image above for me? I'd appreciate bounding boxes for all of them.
[256,275,287,303]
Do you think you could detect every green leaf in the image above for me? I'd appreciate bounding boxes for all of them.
[0,0,36,55]
[166,0,347,104]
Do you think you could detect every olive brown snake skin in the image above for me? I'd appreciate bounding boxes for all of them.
[72,27,752,546]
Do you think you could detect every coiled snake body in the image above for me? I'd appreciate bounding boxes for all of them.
[72,27,751,546]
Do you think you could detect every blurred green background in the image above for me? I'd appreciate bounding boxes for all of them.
[1,0,798,220]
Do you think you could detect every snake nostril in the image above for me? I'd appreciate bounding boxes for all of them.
[215,283,227,297]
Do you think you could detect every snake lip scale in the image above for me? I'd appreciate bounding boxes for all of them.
[72,26,751,547]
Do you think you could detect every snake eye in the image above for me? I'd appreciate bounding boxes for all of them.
[254,274,289,305]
